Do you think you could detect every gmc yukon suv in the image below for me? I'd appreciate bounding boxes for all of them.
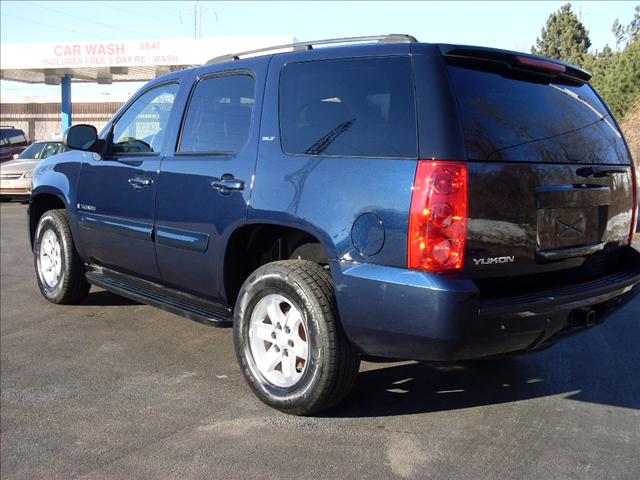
[29,35,640,415]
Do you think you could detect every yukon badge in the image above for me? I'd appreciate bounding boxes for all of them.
[473,256,515,266]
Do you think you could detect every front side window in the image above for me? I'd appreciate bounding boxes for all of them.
[113,83,179,154]
[279,57,417,158]
[179,74,255,154]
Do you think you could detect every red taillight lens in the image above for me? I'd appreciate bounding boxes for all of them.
[630,162,638,245]
[408,160,468,272]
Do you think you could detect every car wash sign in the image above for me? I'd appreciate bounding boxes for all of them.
[45,41,174,67]
[1,36,295,70]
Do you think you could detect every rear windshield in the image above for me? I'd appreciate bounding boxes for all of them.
[0,129,28,147]
[447,65,630,164]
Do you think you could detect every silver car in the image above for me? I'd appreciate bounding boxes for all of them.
[0,141,66,201]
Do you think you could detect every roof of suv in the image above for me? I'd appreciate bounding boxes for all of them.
[148,34,592,91]
[195,34,591,83]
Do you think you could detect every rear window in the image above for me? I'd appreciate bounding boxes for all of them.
[447,65,630,164]
[0,129,28,147]
[279,57,417,158]
[179,74,255,154]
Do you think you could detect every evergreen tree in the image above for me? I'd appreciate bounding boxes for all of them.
[612,6,640,49]
[612,18,626,50]
[598,40,640,120]
[532,3,639,121]
[627,5,639,44]
[532,3,591,65]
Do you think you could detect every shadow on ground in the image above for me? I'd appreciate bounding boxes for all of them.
[324,352,640,418]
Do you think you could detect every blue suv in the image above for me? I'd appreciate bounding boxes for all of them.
[29,35,640,414]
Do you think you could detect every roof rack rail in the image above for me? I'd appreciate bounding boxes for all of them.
[206,34,417,64]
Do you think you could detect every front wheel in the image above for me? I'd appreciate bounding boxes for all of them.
[34,209,90,304]
[233,260,360,415]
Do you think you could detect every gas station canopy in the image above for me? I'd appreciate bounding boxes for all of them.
[0,36,294,133]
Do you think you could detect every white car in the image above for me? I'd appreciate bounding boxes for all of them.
[0,140,66,201]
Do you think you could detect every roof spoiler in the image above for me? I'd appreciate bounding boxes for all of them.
[439,45,591,84]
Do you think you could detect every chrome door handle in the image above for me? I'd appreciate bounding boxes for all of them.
[210,175,245,192]
[128,177,154,190]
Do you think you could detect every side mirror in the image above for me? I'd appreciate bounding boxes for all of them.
[12,154,19,160]
[64,124,98,151]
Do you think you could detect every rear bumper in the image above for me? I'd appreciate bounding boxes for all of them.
[330,247,640,361]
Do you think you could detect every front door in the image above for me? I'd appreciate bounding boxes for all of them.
[155,63,265,303]
[76,82,180,280]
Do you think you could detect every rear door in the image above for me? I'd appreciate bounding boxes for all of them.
[428,51,635,293]
[154,59,267,303]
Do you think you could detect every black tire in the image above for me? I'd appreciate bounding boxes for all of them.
[33,209,90,304]
[233,260,360,415]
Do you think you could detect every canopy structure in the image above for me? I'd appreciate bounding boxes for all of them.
[0,36,295,133]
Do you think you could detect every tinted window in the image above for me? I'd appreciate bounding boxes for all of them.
[179,75,255,154]
[113,83,179,154]
[0,129,28,147]
[447,65,630,164]
[280,57,417,158]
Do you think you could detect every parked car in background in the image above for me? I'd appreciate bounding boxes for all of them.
[0,126,30,163]
[0,140,66,201]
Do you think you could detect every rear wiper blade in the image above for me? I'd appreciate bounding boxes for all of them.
[576,166,628,178]
[305,119,356,155]
[550,85,621,138]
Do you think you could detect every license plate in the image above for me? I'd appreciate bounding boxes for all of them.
[537,206,604,249]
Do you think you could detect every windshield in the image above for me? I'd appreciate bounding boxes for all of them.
[17,143,43,159]
[447,65,631,165]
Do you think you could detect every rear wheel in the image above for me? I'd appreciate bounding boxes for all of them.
[233,260,360,415]
[34,209,90,304]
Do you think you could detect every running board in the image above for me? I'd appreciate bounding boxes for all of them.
[85,266,232,327]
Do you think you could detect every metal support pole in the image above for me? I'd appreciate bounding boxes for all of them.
[61,74,72,135]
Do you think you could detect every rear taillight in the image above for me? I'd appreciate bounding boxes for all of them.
[630,162,638,245]
[408,160,468,272]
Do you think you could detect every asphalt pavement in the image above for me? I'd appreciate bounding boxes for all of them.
[1,202,639,479]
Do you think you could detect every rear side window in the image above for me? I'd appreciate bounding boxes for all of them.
[447,65,630,164]
[279,57,417,158]
[179,74,255,154]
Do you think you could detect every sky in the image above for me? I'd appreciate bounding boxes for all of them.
[0,0,637,100]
